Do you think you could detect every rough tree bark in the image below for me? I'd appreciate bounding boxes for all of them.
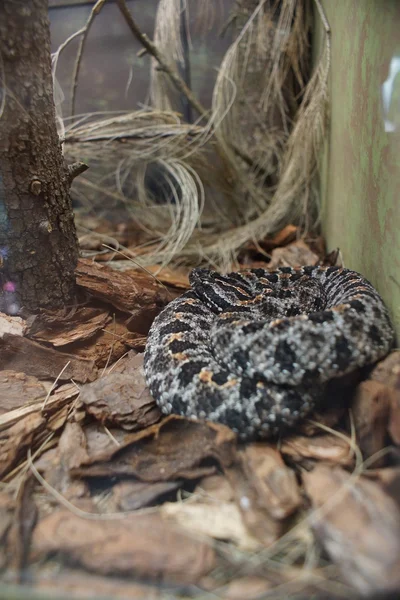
[0,0,79,314]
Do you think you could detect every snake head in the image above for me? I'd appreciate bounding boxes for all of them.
[189,268,256,314]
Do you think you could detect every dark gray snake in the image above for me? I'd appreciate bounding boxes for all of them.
[144,266,394,440]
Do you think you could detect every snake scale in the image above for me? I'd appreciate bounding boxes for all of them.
[144,266,394,440]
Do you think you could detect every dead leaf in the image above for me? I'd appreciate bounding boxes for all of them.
[71,416,237,482]
[0,371,47,414]
[143,265,190,289]
[268,239,319,269]
[0,334,97,383]
[244,225,299,253]
[31,511,216,584]
[303,465,400,596]
[26,307,110,347]
[79,355,161,431]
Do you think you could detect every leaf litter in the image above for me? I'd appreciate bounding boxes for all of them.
[0,229,399,600]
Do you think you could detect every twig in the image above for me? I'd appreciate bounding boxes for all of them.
[41,361,71,411]
[67,161,89,183]
[0,48,6,120]
[70,0,107,117]
[313,0,331,74]
[115,0,208,120]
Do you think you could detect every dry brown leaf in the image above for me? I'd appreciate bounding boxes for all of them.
[143,265,190,289]
[303,465,400,596]
[25,307,111,347]
[244,225,299,254]
[267,239,319,269]
[0,334,97,383]
[280,433,355,467]
[79,355,161,431]
[75,258,169,314]
[0,371,48,414]
[226,444,301,546]
[351,380,392,466]
[71,416,237,482]
[31,511,216,584]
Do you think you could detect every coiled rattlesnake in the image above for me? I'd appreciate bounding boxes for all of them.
[144,266,394,440]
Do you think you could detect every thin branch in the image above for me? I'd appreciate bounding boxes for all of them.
[70,0,107,117]
[67,161,89,183]
[115,0,208,120]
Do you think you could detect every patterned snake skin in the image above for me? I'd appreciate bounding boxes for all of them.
[144,266,394,440]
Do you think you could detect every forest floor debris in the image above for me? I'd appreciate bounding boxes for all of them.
[0,228,399,600]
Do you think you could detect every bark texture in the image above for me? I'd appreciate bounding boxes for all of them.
[0,0,79,314]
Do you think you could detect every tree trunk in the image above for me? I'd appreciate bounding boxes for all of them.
[0,0,79,315]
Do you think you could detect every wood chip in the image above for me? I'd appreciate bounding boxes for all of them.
[110,480,181,511]
[26,307,111,347]
[162,500,261,551]
[25,568,164,600]
[351,380,392,465]
[31,511,216,584]
[0,334,97,383]
[226,444,301,545]
[79,355,161,431]
[71,416,237,482]
[0,371,47,414]
[280,433,355,467]
[0,491,15,570]
[369,351,400,444]
[75,258,169,314]
[0,413,45,479]
[303,465,400,596]
[0,382,79,431]
[0,312,25,338]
